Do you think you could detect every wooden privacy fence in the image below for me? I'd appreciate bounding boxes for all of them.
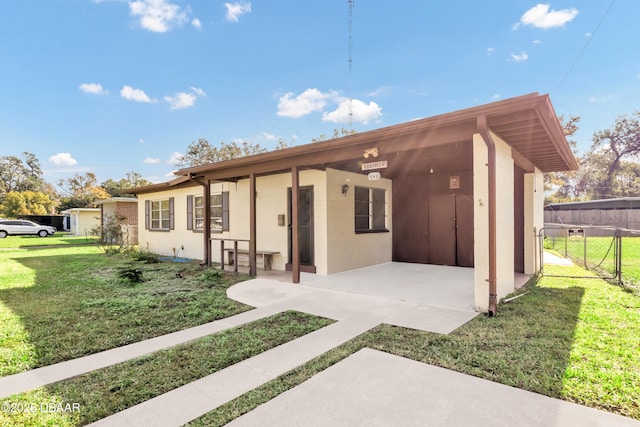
[544,209,640,233]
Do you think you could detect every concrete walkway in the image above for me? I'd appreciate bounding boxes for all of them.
[544,250,575,266]
[87,279,477,426]
[228,348,640,427]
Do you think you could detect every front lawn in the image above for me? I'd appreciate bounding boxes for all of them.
[0,234,99,249]
[546,235,640,286]
[1,311,333,427]
[0,246,251,376]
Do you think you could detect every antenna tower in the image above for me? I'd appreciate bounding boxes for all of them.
[348,0,354,130]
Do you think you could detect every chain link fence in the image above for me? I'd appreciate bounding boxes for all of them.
[539,224,640,288]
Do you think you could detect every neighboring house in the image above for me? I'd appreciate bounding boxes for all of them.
[61,208,101,236]
[94,197,139,245]
[128,93,577,313]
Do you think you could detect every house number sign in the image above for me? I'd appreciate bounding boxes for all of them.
[368,172,381,181]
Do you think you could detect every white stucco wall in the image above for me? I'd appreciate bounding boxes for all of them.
[325,168,393,274]
[473,132,515,312]
[136,185,206,260]
[222,171,327,273]
[136,168,391,275]
[524,168,544,274]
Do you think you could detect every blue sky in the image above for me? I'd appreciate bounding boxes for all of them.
[1,1,638,184]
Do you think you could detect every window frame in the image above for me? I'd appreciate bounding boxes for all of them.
[145,198,174,232]
[354,186,388,234]
[186,192,229,233]
[144,197,175,232]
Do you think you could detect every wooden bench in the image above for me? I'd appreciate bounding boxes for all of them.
[224,249,279,271]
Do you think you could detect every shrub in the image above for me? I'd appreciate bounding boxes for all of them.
[117,266,144,283]
[92,213,129,254]
[200,268,226,285]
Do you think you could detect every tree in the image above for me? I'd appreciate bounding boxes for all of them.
[0,190,54,218]
[176,139,271,168]
[57,172,110,211]
[544,115,581,203]
[311,128,358,142]
[589,112,640,199]
[0,152,44,201]
[101,171,153,197]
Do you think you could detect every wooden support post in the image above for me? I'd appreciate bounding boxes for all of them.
[291,166,300,283]
[233,240,239,273]
[220,240,225,270]
[249,173,257,276]
[203,181,212,266]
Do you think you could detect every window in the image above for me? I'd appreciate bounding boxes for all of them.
[145,198,174,231]
[187,192,229,232]
[354,186,387,233]
[194,195,205,230]
[210,193,223,232]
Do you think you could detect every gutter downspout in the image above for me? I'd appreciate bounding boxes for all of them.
[477,115,498,316]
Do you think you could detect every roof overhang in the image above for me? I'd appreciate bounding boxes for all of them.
[132,93,577,193]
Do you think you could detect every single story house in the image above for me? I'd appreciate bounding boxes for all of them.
[94,197,139,245]
[128,93,577,313]
[61,208,101,236]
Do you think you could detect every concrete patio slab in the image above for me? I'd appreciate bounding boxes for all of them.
[228,348,640,427]
[299,262,475,311]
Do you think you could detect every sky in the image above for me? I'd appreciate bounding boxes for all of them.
[1,0,639,185]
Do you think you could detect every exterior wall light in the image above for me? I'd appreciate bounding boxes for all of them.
[341,183,350,196]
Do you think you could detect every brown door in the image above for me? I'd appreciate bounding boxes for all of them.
[428,194,474,267]
[287,186,315,271]
[392,175,429,263]
[428,195,456,265]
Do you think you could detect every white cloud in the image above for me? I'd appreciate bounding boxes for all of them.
[144,157,161,164]
[492,94,501,100]
[79,82,108,95]
[49,153,78,167]
[277,88,338,118]
[367,86,391,97]
[532,39,542,44]
[164,92,197,110]
[509,52,529,62]
[192,18,202,29]
[164,87,205,110]
[129,0,188,33]
[487,47,495,56]
[261,132,277,141]
[225,2,251,23]
[322,99,382,125]
[190,86,206,97]
[516,3,578,30]
[120,85,155,103]
[167,152,183,165]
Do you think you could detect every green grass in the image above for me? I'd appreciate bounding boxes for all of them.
[189,269,640,426]
[0,246,251,376]
[546,235,640,286]
[1,311,333,427]
[0,234,99,249]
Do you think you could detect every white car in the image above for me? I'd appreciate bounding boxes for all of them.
[0,219,57,238]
